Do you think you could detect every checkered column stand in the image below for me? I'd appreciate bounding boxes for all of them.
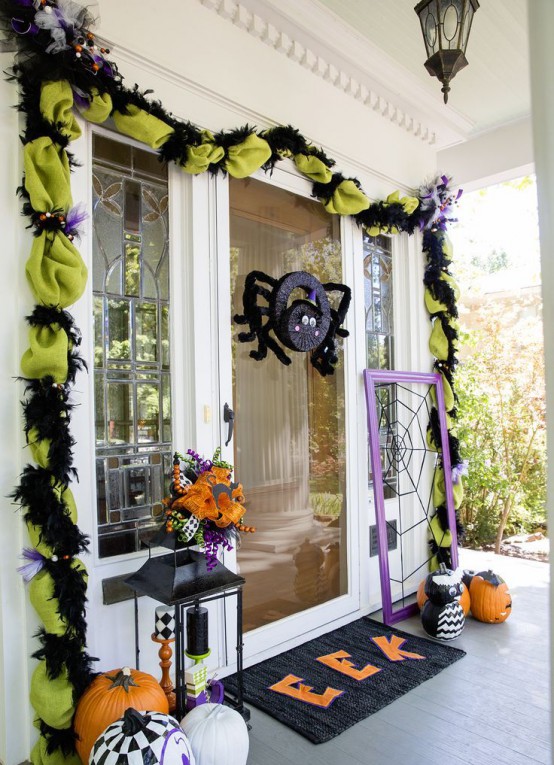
[152,605,176,711]
[155,606,176,640]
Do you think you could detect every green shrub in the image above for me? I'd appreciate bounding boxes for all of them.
[456,300,546,550]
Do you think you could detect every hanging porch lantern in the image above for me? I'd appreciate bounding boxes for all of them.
[414,0,480,103]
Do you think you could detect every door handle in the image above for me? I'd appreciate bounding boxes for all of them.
[223,403,235,446]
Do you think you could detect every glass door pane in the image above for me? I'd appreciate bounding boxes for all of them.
[229,177,347,632]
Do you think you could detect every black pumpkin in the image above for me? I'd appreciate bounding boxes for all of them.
[462,569,475,590]
[424,563,464,605]
[421,599,465,641]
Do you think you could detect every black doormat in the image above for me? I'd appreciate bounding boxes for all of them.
[225,617,465,743]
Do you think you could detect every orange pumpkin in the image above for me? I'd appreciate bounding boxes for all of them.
[417,579,427,610]
[74,666,169,763]
[469,570,512,623]
[417,578,470,615]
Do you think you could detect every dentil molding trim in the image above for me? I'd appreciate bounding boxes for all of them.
[197,0,473,147]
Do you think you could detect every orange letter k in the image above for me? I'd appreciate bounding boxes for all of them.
[371,634,426,662]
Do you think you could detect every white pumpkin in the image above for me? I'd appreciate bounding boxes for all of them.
[181,703,249,765]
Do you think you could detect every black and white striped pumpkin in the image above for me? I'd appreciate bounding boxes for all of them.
[424,563,464,605]
[90,707,195,765]
[421,599,465,641]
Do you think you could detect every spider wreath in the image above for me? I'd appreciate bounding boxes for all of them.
[234,270,351,376]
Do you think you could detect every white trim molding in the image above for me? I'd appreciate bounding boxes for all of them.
[198,0,475,148]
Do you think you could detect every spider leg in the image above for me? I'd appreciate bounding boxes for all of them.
[261,325,292,366]
[241,271,276,309]
[245,271,278,289]
[252,284,273,302]
[235,272,276,319]
[310,283,352,376]
[322,282,352,329]
[237,307,270,342]
[250,341,268,361]
[234,271,281,361]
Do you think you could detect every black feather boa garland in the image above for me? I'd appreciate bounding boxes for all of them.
[32,623,92,685]
[11,465,89,558]
[0,0,465,757]
[37,722,78,758]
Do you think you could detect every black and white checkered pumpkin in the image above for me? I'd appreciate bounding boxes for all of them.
[90,708,195,765]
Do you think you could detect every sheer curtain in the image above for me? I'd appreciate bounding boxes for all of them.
[229,177,347,630]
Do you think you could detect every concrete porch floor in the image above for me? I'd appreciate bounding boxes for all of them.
[245,549,551,765]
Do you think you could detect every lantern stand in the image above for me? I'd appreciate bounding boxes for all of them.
[125,530,249,721]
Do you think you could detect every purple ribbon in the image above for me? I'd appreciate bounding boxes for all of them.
[452,460,469,485]
[71,87,90,111]
[17,548,46,582]
[11,18,39,35]
[65,203,88,237]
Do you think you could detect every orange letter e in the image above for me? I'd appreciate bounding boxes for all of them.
[316,650,381,681]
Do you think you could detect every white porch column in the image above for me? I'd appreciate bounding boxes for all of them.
[527,1,554,755]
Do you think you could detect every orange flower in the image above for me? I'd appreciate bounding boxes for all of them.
[173,468,247,529]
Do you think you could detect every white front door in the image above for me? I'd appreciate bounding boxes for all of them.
[215,166,361,662]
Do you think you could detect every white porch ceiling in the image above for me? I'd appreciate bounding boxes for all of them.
[317,0,530,139]
[237,0,530,149]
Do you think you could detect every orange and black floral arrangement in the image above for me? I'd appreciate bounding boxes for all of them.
[163,448,255,570]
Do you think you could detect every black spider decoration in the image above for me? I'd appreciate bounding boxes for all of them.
[234,270,351,377]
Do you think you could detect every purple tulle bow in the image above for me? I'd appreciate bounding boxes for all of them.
[17,548,46,582]
[71,86,90,111]
[452,460,469,485]
[417,175,463,231]
[65,203,88,237]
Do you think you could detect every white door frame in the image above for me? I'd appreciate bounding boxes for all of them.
[212,162,362,667]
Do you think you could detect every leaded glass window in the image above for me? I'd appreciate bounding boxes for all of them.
[364,233,395,498]
[364,233,394,370]
[92,134,171,558]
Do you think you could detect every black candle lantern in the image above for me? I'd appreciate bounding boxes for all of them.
[125,539,247,719]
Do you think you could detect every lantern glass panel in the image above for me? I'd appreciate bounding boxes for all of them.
[424,8,438,53]
[460,2,476,52]
[442,1,461,45]
[417,1,439,58]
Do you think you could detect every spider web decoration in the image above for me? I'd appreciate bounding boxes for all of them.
[364,370,458,625]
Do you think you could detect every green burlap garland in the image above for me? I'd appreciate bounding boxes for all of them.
[19,82,89,761]
[5,53,462,760]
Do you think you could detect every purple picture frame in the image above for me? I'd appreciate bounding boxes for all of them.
[363,369,459,625]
